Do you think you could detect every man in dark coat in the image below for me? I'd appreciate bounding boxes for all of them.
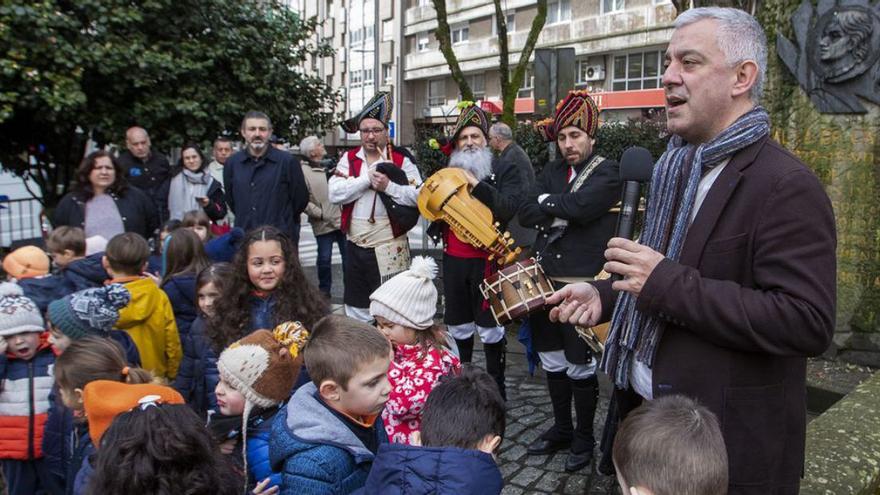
[224,111,309,245]
[518,90,621,473]
[116,126,172,220]
[488,122,537,252]
[548,7,836,494]
[427,103,530,400]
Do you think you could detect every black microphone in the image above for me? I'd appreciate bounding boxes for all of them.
[611,146,654,282]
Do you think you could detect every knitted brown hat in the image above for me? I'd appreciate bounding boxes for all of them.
[217,322,309,408]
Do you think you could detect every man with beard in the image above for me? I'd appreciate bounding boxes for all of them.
[548,8,836,492]
[329,92,421,322]
[518,90,621,472]
[224,111,309,245]
[429,103,529,400]
[117,126,172,220]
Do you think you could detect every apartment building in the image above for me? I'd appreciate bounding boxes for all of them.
[292,0,676,147]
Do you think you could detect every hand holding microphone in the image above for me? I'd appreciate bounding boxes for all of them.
[607,147,660,292]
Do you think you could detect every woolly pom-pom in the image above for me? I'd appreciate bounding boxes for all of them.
[273,321,310,359]
[456,100,474,110]
[408,256,438,280]
[428,138,440,150]
[104,284,132,309]
[0,282,24,297]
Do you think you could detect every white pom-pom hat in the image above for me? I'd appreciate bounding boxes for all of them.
[0,282,45,337]
[369,256,438,330]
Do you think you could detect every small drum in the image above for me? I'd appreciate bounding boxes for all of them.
[480,258,555,325]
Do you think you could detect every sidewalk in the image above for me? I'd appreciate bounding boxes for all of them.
[302,263,621,494]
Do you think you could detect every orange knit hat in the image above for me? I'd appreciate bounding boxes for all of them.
[2,246,50,280]
[82,380,184,446]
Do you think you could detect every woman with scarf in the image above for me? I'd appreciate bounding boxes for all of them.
[167,143,227,222]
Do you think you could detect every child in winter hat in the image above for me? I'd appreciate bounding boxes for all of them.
[3,246,50,280]
[215,321,309,493]
[46,284,132,352]
[369,256,460,445]
[0,282,55,494]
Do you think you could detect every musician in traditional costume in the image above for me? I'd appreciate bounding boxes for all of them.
[423,103,529,401]
[329,92,421,322]
[518,91,621,472]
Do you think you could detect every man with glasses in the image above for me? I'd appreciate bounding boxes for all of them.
[329,92,421,322]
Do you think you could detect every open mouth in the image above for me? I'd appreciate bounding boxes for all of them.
[666,95,687,108]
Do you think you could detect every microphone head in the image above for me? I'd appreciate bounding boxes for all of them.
[620,146,655,182]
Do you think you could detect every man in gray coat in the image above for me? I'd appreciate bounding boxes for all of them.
[300,136,345,299]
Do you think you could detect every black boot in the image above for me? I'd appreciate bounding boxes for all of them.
[527,370,573,455]
[455,336,474,363]
[566,374,599,472]
[483,339,507,401]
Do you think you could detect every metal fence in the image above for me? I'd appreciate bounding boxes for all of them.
[0,197,44,248]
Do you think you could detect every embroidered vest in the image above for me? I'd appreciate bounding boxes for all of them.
[340,148,407,238]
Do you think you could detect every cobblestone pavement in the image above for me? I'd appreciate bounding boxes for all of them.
[306,264,621,494]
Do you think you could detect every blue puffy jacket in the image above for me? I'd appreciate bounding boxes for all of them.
[19,253,108,312]
[162,274,198,391]
[270,383,387,495]
[174,316,219,414]
[355,443,503,495]
[244,406,283,492]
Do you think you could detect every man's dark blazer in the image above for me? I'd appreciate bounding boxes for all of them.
[596,136,836,494]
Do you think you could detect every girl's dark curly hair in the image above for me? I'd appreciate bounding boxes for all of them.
[87,404,241,495]
[207,225,329,353]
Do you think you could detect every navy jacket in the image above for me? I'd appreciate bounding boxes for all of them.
[356,443,503,495]
[174,316,219,414]
[250,293,277,332]
[117,150,172,221]
[224,147,308,239]
[270,383,388,495]
[19,253,108,312]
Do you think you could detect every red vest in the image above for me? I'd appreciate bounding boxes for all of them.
[340,148,408,238]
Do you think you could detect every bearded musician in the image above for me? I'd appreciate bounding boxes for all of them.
[427,103,530,400]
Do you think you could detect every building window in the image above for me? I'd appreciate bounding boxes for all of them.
[451,24,469,45]
[383,19,393,41]
[365,25,374,42]
[418,0,430,6]
[363,68,374,85]
[601,0,625,14]
[417,34,430,52]
[460,73,485,100]
[612,50,663,91]
[428,79,445,107]
[350,70,363,87]
[547,0,571,24]
[351,27,363,45]
[492,12,516,35]
[517,68,534,98]
[382,63,393,83]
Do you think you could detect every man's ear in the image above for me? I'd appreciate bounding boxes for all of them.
[74,388,85,408]
[476,434,502,455]
[318,380,341,403]
[411,431,421,446]
[731,60,759,98]
[101,256,110,272]
[62,249,75,258]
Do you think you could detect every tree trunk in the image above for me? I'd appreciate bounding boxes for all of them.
[499,0,547,127]
[431,0,473,102]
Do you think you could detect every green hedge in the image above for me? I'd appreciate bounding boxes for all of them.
[411,116,669,179]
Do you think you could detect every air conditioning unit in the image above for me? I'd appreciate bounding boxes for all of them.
[584,64,606,81]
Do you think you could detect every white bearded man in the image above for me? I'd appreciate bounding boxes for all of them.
[329,92,422,321]
[427,103,530,400]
